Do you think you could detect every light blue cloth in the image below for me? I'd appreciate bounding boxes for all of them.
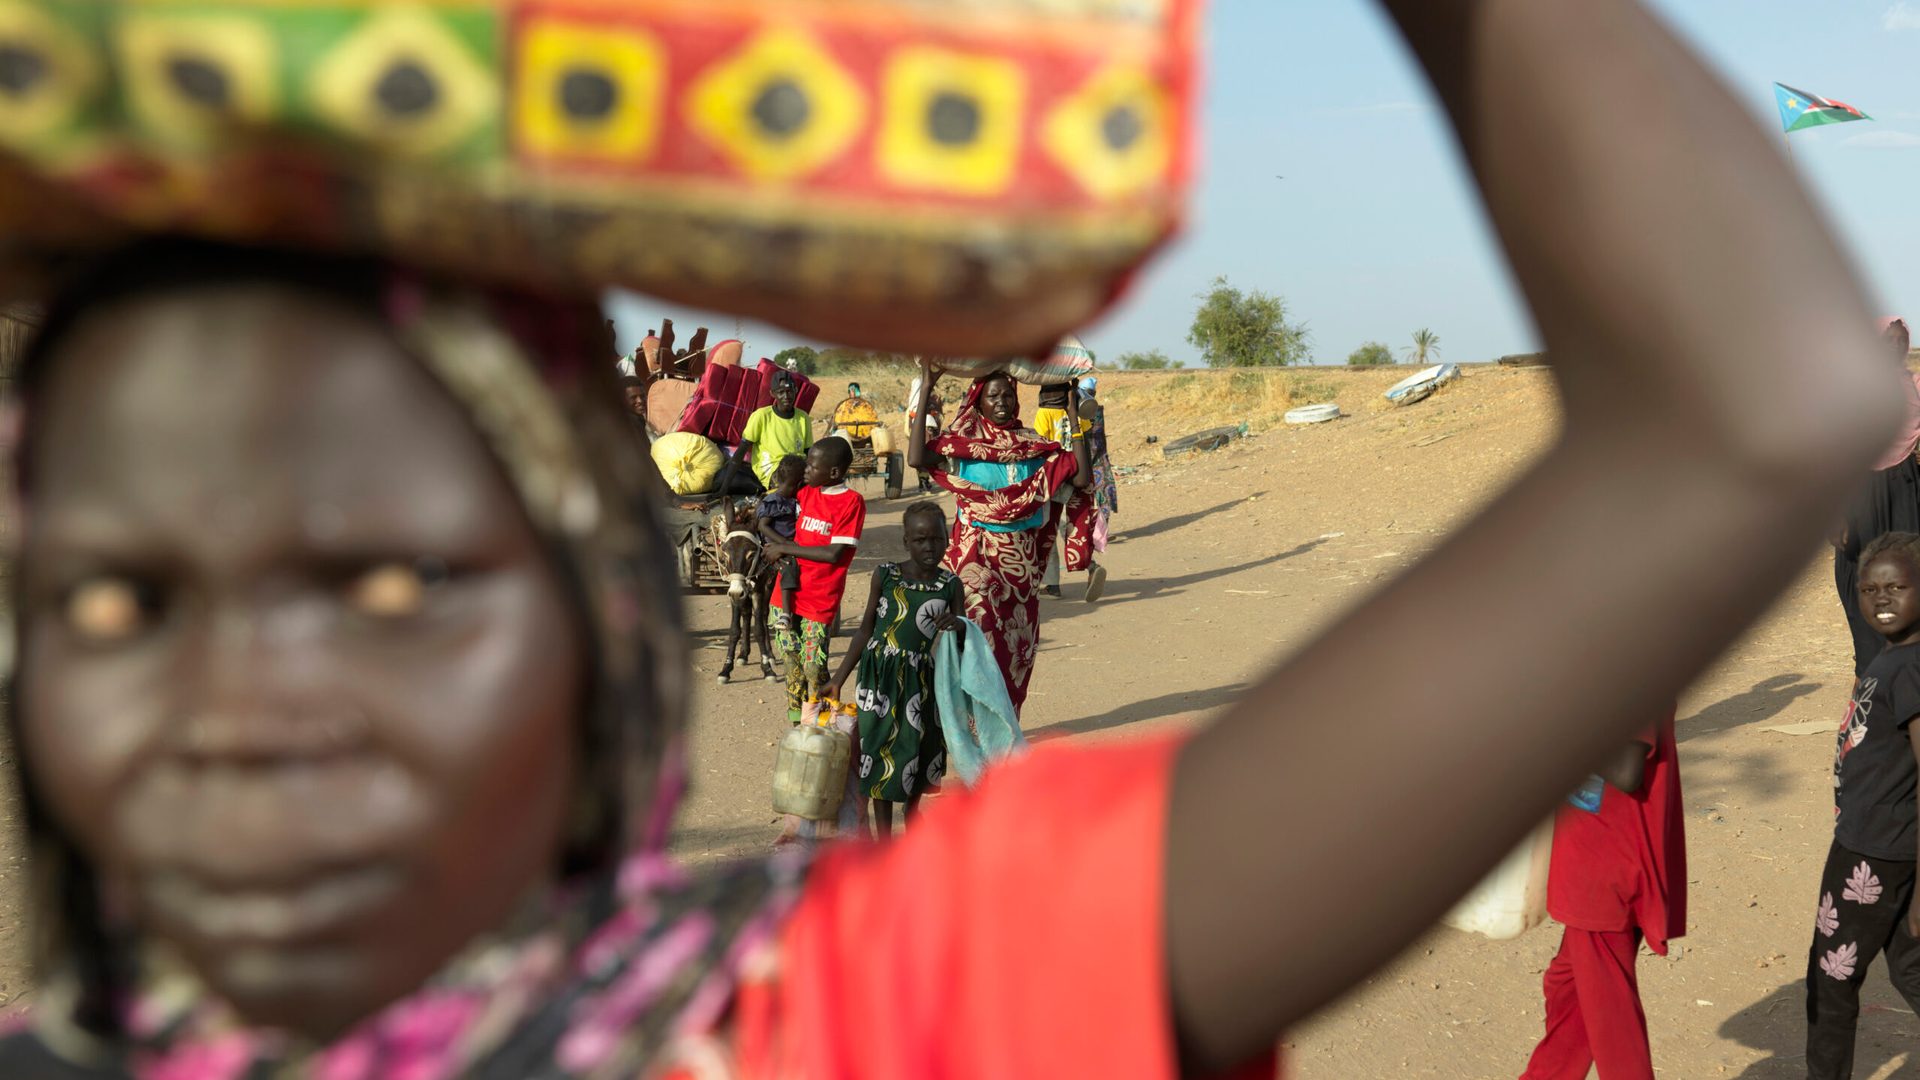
[933,617,1027,786]
[950,457,1047,532]
[1566,774,1605,814]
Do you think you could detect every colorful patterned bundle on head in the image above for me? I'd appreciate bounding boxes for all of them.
[0,0,1200,356]
[931,333,1100,385]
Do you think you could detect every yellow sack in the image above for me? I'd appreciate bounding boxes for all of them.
[651,431,725,496]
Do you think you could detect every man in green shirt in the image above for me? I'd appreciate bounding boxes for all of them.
[724,370,814,493]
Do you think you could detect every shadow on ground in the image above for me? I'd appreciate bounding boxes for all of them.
[1719,978,1918,1078]
[1042,537,1328,621]
[671,822,780,863]
[1676,674,1827,805]
[1683,673,1827,740]
[1030,683,1249,742]
[1111,492,1267,544]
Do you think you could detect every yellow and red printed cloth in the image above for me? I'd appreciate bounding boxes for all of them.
[0,0,1200,354]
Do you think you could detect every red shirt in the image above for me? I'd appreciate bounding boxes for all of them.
[775,484,865,624]
[1546,714,1688,953]
[713,737,1276,1079]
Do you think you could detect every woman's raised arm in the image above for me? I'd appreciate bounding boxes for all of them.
[1165,0,1905,1069]
[906,357,947,474]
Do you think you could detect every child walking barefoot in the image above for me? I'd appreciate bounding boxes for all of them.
[829,501,961,838]
[1807,532,1920,1078]
[1521,715,1685,1080]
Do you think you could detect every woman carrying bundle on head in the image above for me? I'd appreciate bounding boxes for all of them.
[0,2,1912,1078]
[1079,377,1118,521]
[906,361,1096,714]
[1833,316,1920,679]
[1036,377,1115,599]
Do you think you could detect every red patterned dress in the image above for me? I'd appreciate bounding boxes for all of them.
[930,379,1097,713]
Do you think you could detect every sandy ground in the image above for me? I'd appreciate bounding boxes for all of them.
[3,364,1917,1076]
[671,365,1917,1078]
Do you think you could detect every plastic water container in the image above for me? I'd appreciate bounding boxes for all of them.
[1442,820,1554,940]
[772,716,853,821]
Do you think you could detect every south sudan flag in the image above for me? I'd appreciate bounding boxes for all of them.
[1775,83,1870,134]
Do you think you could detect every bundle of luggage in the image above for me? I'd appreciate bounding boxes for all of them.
[938,334,1098,386]
[676,353,820,446]
[639,319,819,445]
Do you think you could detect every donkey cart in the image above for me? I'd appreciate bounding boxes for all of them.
[662,494,781,684]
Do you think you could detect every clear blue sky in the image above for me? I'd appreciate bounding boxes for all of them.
[611,1,1920,367]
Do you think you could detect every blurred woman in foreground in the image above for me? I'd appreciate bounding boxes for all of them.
[0,0,1906,1076]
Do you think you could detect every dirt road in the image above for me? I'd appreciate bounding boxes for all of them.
[4,365,1915,1075]
[673,366,1914,1077]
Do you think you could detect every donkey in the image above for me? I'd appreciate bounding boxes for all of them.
[714,508,779,684]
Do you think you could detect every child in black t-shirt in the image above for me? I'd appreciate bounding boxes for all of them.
[754,456,805,632]
[1807,532,1920,1078]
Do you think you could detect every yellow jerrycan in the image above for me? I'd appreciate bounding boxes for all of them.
[772,701,854,821]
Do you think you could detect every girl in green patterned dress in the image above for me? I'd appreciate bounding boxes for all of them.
[828,501,963,837]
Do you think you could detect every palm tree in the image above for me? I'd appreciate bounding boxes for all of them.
[1406,328,1441,366]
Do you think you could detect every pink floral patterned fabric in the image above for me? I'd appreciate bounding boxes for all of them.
[4,854,807,1078]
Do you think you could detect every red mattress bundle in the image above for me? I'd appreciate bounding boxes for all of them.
[676,360,819,446]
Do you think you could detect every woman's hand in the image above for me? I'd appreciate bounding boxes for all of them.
[931,609,960,633]
[907,367,945,473]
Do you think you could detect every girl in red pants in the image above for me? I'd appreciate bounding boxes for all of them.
[1521,715,1687,1080]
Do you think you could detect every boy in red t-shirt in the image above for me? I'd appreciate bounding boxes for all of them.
[1521,712,1687,1080]
[766,438,866,723]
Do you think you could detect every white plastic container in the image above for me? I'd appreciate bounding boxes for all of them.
[772,721,852,822]
[1442,820,1554,940]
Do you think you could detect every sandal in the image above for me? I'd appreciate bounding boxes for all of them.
[1084,563,1108,603]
